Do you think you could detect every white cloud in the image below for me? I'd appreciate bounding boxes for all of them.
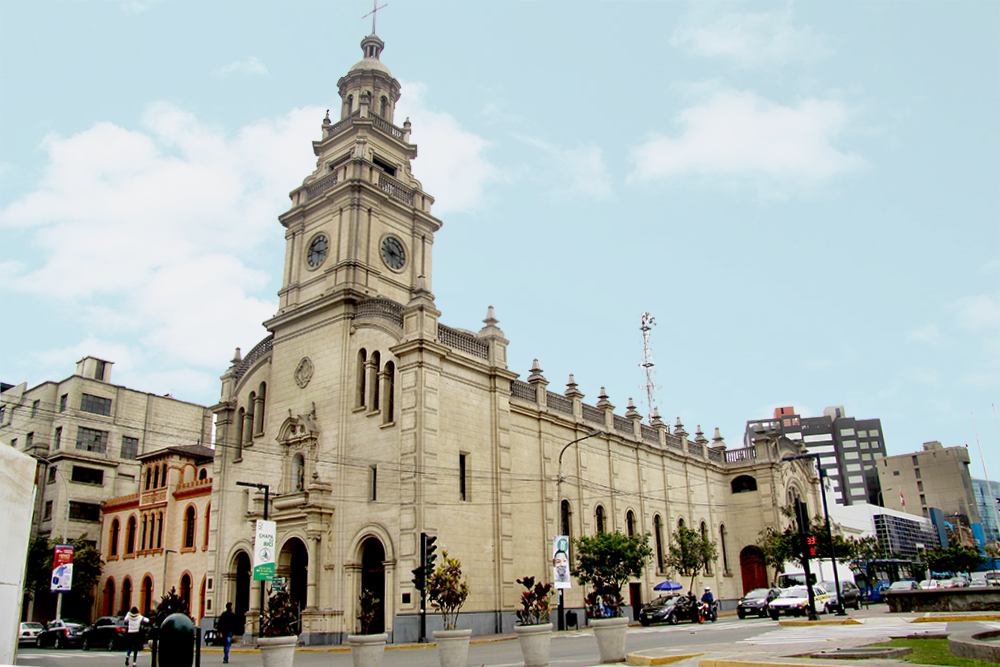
[0,101,322,381]
[120,0,160,14]
[950,293,1000,332]
[513,135,612,201]
[671,7,832,68]
[395,82,505,214]
[628,87,864,198]
[905,323,945,346]
[218,57,269,77]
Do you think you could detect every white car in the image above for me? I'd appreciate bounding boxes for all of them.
[18,622,44,647]
[919,579,940,590]
[768,585,831,619]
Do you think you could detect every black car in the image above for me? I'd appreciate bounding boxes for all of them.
[81,616,126,651]
[638,595,702,626]
[36,619,85,649]
[737,587,781,619]
[819,580,862,611]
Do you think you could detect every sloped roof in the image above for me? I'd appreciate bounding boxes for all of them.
[137,443,214,463]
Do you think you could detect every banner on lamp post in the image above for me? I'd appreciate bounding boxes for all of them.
[552,535,571,589]
[253,520,276,581]
[51,544,74,593]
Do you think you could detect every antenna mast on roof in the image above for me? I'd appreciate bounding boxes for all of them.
[640,312,658,424]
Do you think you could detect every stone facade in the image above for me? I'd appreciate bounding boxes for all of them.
[205,33,823,645]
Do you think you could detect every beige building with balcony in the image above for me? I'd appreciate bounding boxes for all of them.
[98,445,214,622]
[205,32,823,645]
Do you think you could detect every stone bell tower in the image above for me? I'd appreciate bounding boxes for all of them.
[269,33,442,333]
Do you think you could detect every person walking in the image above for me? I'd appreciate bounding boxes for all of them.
[218,602,237,664]
[123,606,148,666]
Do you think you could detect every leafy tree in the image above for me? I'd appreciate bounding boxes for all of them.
[150,586,192,627]
[924,538,984,575]
[261,587,299,637]
[24,536,104,604]
[755,506,852,576]
[514,576,552,626]
[427,551,469,630]
[663,526,717,592]
[572,531,652,618]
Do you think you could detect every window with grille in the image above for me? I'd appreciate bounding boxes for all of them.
[76,427,108,453]
[44,501,52,520]
[71,466,104,486]
[80,393,112,416]
[54,426,62,449]
[48,466,57,484]
[31,400,40,418]
[69,501,101,522]
[59,394,67,412]
[121,436,139,460]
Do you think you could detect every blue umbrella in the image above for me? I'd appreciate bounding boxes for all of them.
[654,581,683,592]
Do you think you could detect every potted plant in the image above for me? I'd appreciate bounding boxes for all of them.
[514,576,554,667]
[258,588,299,667]
[348,589,387,667]
[573,532,652,663]
[428,551,470,667]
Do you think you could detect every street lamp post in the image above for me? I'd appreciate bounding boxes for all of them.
[236,481,270,637]
[555,430,602,631]
[783,453,846,616]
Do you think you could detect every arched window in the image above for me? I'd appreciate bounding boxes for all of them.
[156,511,163,549]
[141,515,148,551]
[236,407,245,458]
[719,524,731,575]
[701,521,712,575]
[104,577,116,616]
[380,96,388,117]
[110,518,120,557]
[152,465,160,489]
[145,468,151,490]
[731,475,758,494]
[370,351,381,411]
[357,349,367,408]
[180,573,192,609]
[204,503,211,549]
[653,514,664,571]
[184,506,196,549]
[626,510,635,537]
[346,94,353,115]
[561,499,572,537]
[678,517,685,529]
[292,454,305,492]
[383,361,395,423]
[199,468,207,480]
[595,505,605,533]
[141,576,153,616]
[121,578,132,615]
[255,382,266,434]
[126,516,137,554]
[246,391,256,441]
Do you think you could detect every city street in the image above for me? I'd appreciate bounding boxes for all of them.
[15,612,998,667]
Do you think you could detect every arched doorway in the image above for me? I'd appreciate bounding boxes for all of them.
[278,538,309,616]
[234,551,252,634]
[740,545,768,595]
[360,538,386,633]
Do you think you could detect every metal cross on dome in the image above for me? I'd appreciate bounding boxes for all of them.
[362,0,388,35]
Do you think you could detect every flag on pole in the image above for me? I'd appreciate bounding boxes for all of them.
[900,490,906,507]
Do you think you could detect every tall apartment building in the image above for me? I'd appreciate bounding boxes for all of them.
[0,356,213,546]
[972,479,1000,544]
[746,406,887,506]
[877,441,980,529]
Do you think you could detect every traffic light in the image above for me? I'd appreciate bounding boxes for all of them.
[424,533,438,573]
[411,564,426,592]
[803,535,819,559]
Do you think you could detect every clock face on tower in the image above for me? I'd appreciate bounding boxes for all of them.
[381,236,406,270]
[307,234,329,268]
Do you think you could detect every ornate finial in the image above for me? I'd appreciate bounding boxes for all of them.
[711,427,726,449]
[673,417,687,437]
[596,387,613,410]
[323,109,331,124]
[483,305,499,327]
[651,408,664,427]
[527,359,546,384]
[695,425,708,444]
[565,374,583,399]
[231,347,242,365]
[626,398,641,420]
[404,117,411,128]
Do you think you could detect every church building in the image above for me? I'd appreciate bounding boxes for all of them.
[205,31,822,645]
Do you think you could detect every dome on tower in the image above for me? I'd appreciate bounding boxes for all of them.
[350,34,392,75]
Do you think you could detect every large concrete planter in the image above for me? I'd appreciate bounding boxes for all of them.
[258,635,299,667]
[515,623,553,667]
[591,617,629,663]
[349,633,388,667]
[434,629,472,667]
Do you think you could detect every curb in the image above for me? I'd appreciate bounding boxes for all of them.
[911,614,1000,623]
[777,619,861,627]
[627,652,705,665]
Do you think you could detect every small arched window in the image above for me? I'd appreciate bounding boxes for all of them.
[236,408,245,458]
[357,349,367,408]
[626,510,635,537]
[653,514,664,571]
[380,96,388,118]
[199,468,207,480]
[141,576,153,616]
[255,382,267,433]
[104,577,116,616]
[719,524,731,575]
[126,516,137,554]
[180,573,192,608]
[141,515,148,551]
[247,391,256,440]
[731,475,758,494]
[204,503,211,549]
[383,361,395,424]
[121,578,133,615]
[595,505,606,533]
[347,95,354,116]
[293,453,305,492]
[701,521,712,575]
[145,468,151,490]
[370,351,381,411]
[110,518,120,557]
[561,499,572,537]
[184,506,196,549]
[678,517,685,529]
[156,511,164,548]
[153,465,160,489]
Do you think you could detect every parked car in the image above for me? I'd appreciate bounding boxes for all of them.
[768,585,831,619]
[36,619,85,649]
[919,579,941,590]
[863,579,891,602]
[80,616,126,651]
[945,576,969,588]
[986,571,1000,587]
[638,595,703,625]
[887,580,920,592]
[737,588,781,619]
[18,622,44,647]
[970,573,988,587]
[819,580,861,611]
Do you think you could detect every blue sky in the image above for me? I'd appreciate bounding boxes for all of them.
[1,1,997,480]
